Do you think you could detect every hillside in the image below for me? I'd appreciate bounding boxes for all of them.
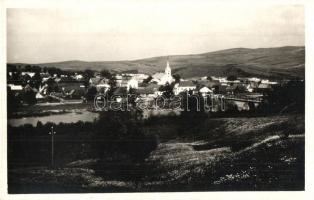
[8,114,304,192]
[10,46,305,79]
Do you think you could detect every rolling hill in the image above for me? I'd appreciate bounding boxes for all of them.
[10,46,305,79]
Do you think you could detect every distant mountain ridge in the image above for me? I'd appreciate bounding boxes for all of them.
[9,46,305,79]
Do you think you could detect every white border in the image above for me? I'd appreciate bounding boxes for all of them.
[1,0,313,200]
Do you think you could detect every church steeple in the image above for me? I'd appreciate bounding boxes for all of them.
[165,61,171,76]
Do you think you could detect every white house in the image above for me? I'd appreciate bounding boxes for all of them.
[261,79,278,85]
[127,78,139,91]
[8,84,23,91]
[122,73,149,83]
[173,81,197,95]
[74,74,84,80]
[96,83,110,93]
[199,86,213,97]
[21,72,35,78]
[248,77,261,83]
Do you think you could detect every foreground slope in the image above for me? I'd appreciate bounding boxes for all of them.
[8,114,304,192]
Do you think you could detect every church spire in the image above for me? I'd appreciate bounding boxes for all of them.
[165,60,171,75]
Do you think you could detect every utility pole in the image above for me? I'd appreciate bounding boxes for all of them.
[48,126,56,168]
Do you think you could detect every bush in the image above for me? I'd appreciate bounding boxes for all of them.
[94,111,159,162]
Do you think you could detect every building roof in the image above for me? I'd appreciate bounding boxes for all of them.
[258,83,271,89]
[152,72,165,80]
[199,87,213,93]
[96,83,110,88]
[196,80,216,88]
[8,84,23,91]
[113,87,128,96]
[137,83,159,95]
[179,81,196,87]
[226,85,237,91]
[90,77,102,85]
[90,77,109,85]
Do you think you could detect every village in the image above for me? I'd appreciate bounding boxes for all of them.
[7,61,284,118]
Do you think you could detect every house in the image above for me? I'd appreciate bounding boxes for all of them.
[38,84,49,96]
[226,85,237,95]
[173,81,197,95]
[261,79,278,85]
[248,77,261,83]
[137,83,161,98]
[93,78,111,93]
[8,84,23,91]
[255,83,272,93]
[24,84,38,93]
[89,77,110,86]
[211,76,228,83]
[201,76,208,80]
[151,73,164,84]
[58,81,86,99]
[195,80,217,89]
[127,78,138,91]
[112,87,128,102]
[89,77,102,86]
[114,75,123,87]
[199,86,213,97]
[96,83,110,94]
[115,75,142,90]
[246,84,254,93]
[74,74,84,81]
[226,84,248,95]
[21,72,35,78]
[122,73,149,83]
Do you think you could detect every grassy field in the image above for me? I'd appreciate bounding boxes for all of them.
[8,114,304,193]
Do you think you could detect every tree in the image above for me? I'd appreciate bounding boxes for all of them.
[7,86,21,114]
[47,67,61,77]
[207,76,213,81]
[100,69,112,79]
[159,83,174,99]
[85,86,97,101]
[143,76,153,84]
[83,69,94,80]
[25,65,32,72]
[227,75,237,81]
[213,85,220,94]
[258,80,305,114]
[128,88,138,107]
[46,78,59,93]
[23,86,37,105]
[83,69,94,87]
[173,74,181,83]
[95,111,159,162]
[31,71,42,89]
[11,70,22,85]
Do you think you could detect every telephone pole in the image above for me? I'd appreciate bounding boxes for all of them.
[48,126,56,167]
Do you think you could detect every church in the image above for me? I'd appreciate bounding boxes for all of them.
[152,61,175,85]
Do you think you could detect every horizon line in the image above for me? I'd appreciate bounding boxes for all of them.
[7,45,305,65]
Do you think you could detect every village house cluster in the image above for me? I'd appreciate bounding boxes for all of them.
[7,61,281,114]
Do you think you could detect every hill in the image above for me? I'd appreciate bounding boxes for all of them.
[8,114,304,192]
[9,46,305,79]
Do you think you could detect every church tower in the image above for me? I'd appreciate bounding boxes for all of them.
[165,61,171,76]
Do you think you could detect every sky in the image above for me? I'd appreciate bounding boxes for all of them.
[7,2,304,63]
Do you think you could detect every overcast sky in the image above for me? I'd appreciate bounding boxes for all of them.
[7,2,304,63]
